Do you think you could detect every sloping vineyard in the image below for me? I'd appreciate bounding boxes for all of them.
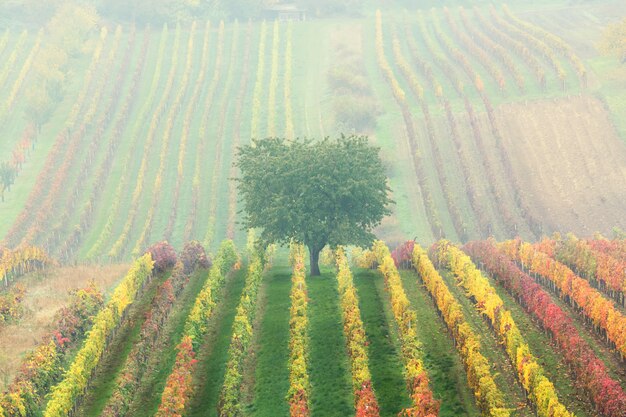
[0,20,296,260]
[1,235,625,416]
[1,7,624,259]
[0,2,625,416]
[371,6,626,241]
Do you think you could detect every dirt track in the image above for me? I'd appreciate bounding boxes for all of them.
[496,95,626,236]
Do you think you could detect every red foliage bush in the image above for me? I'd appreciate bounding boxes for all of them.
[355,381,379,417]
[155,336,197,417]
[289,390,310,417]
[180,241,211,274]
[146,241,177,272]
[54,284,104,348]
[391,241,415,269]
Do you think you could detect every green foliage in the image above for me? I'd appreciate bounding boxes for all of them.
[235,135,392,274]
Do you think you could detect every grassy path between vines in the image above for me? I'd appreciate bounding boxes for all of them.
[186,265,248,417]
[306,268,354,416]
[250,260,291,417]
[352,268,410,416]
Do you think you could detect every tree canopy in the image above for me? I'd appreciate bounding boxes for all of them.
[599,18,626,64]
[235,135,392,275]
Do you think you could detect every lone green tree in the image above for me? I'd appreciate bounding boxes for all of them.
[235,135,392,276]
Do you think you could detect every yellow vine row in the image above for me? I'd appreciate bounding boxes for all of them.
[0,245,54,287]
[267,20,280,137]
[43,254,154,417]
[65,27,108,128]
[183,21,224,242]
[499,239,626,359]
[488,6,564,87]
[218,241,265,416]
[1,27,108,248]
[131,22,197,257]
[411,243,509,417]
[0,29,43,121]
[19,27,122,248]
[376,10,443,239]
[372,241,440,416]
[287,243,311,416]
[164,20,212,241]
[501,5,586,84]
[155,241,238,416]
[432,241,573,417]
[284,22,294,139]
[0,30,27,90]
[202,20,239,250]
[250,22,268,139]
[335,247,379,416]
[0,28,10,57]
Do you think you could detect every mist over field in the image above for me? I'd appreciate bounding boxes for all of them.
[1,1,626,417]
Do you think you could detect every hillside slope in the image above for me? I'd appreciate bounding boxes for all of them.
[0,3,625,261]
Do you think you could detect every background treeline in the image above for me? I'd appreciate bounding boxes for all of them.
[0,0,601,27]
[1,0,363,26]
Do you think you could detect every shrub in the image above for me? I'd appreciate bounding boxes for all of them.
[180,241,211,274]
[146,241,177,272]
[0,284,26,324]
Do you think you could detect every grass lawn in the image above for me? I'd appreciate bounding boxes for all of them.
[306,269,354,416]
[186,265,248,417]
[352,268,410,416]
[249,261,291,417]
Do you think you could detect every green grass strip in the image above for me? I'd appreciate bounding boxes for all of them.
[251,262,291,417]
[353,268,410,416]
[306,269,353,416]
[186,265,248,417]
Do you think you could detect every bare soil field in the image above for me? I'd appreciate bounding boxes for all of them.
[496,95,626,236]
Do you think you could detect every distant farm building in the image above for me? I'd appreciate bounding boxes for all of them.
[263,3,307,21]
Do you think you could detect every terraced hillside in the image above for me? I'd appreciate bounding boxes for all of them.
[0,4,625,262]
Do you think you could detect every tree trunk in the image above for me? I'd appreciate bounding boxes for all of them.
[309,246,321,276]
